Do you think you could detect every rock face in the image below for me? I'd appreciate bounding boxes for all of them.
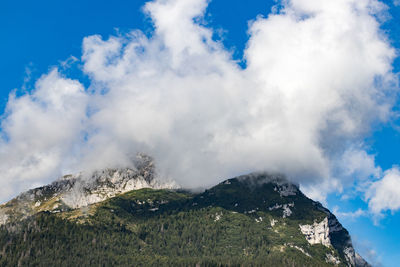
[298,211,371,267]
[61,167,177,209]
[268,202,294,218]
[0,154,178,225]
[299,217,331,247]
[298,206,371,267]
[326,253,341,265]
[355,252,371,267]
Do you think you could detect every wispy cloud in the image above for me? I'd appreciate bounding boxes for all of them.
[332,206,368,221]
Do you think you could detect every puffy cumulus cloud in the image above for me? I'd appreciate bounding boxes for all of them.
[246,0,394,161]
[0,0,398,203]
[0,70,88,201]
[339,149,381,181]
[366,167,400,216]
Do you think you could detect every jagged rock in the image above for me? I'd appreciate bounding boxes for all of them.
[298,214,369,267]
[355,252,371,267]
[61,168,177,209]
[275,183,298,197]
[344,246,356,266]
[0,154,178,225]
[299,217,331,247]
[326,253,341,265]
[268,203,294,218]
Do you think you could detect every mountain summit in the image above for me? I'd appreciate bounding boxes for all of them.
[0,154,177,225]
[0,172,369,266]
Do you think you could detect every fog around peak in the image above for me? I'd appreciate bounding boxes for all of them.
[0,0,398,216]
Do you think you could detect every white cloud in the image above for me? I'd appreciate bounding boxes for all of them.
[332,206,368,221]
[0,0,398,202]
[0,70,88,201]
[339,149,381,180]
[366,167,400,216]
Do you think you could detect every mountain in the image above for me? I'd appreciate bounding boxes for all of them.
[0,169,369,266]
[0,154,177,225]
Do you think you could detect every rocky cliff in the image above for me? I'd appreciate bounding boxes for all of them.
[0,154,177,225]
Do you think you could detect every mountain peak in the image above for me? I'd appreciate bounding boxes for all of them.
[194,173,369,266]
[235,172,300,197]
[0,155,178,225]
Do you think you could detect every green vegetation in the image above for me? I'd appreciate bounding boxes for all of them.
[0,177,348,266]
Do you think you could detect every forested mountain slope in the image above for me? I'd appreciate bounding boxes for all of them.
[0,173,369,266]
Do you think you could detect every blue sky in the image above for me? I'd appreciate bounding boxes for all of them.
[1,0,400,266]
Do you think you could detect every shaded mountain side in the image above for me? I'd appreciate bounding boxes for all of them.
[0,173,369,266]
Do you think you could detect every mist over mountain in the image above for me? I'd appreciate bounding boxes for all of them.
[0,0,397,213]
